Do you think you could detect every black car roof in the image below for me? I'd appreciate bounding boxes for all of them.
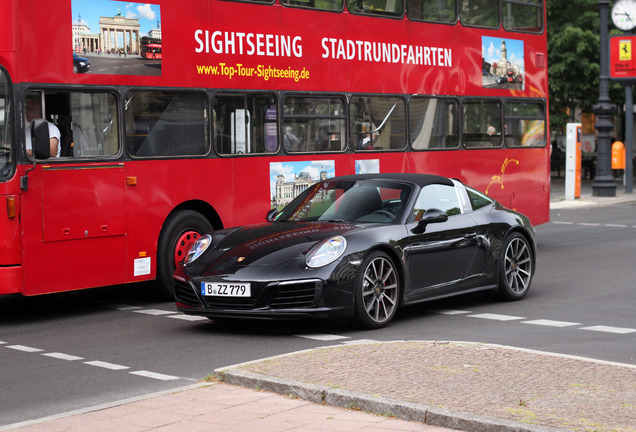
[326,173,454,188]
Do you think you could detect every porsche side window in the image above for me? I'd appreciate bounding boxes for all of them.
[466,186,494,210]
[412,184,461,220]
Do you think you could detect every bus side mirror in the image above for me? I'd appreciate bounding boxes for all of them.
[411,208,448,234]
[31,119,50,160]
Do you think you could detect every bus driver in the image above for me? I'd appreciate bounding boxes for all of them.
[25,95,61,158]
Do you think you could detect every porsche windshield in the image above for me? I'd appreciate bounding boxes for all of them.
[278,179,412,224]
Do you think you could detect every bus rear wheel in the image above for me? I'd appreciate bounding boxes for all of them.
[157,210,213,299]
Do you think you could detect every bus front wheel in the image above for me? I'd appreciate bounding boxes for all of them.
[157,210,213,299]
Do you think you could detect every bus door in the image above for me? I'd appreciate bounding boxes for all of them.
[22,90,126,295]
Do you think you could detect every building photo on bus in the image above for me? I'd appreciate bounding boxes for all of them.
[0,0,547,300]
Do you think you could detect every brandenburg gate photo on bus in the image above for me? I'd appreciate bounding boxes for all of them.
[99,13,141,54]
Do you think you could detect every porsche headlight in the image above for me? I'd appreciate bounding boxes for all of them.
[185,234,212,264]
[306,236,347,268]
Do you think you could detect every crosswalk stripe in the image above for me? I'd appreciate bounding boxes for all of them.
[522,319,580,328]
[468,313,525,321]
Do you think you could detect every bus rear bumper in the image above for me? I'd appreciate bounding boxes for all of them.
[0,266,23,295]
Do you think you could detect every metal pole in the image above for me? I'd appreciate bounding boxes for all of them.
[625,85,634,193]
[592,0,617,197]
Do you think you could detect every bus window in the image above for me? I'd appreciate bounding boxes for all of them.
[459,0,499,28]
[505,101,546,147]
[503,0,543,33]
[283,96,345,153]
[410,97,459,150]
[66,92,118,157]
[350,96,406,151]
[213,93,278,155]
[407,0,457,23]
[462,99,502,148]
[346,0,403,17]
[126,90,209,157]
[0,69,12,178]
[281,0,344,12]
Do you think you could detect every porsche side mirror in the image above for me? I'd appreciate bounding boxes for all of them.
[31,119,51,160]
[412,208,448,234]
[266,209,280,222]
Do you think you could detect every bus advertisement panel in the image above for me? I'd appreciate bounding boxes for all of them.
[0,0,548,297]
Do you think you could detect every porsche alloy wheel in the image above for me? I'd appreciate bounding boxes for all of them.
[354,251,400,329]
[498,233,533,300]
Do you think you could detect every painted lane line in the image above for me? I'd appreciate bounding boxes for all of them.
[522,319,581,328]
[296,334,350,341]
[579,325,636,334]
[551,221,574,225]
[0,341,6,344]
[168,314,209,321]
[84,361,130,370]
[109,304,143,311]
[604,224,628,228]
[431,309,472,315]
[42,352,84,361]
[468,313,525,321]
[129,370,180,381]
[578,223,601,227]
[7,345,43,353]
[134,309,176,316]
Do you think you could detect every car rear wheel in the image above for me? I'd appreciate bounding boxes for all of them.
[497,232,533,300]
[353,251,400,329]
[157,210,213,300]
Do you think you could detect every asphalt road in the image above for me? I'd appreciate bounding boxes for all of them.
[87,54,161,76]
[1,203,635,427]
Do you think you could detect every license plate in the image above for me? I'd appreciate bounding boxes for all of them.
[201,282,251,297]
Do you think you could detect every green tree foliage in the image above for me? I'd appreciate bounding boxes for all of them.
[547,0,624,133]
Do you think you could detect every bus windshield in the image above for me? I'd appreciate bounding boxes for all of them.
[0,68,13,179]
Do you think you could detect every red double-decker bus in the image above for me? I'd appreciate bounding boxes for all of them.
[0,0,548,298]
[140,36,162,59]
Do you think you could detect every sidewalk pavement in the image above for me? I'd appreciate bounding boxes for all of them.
[4,177,636,432]
[550,175,636,209]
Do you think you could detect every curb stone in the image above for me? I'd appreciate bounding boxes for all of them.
[214,367,570,432]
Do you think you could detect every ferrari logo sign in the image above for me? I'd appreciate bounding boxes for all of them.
[620,41,632,61]
[611,35,636,80]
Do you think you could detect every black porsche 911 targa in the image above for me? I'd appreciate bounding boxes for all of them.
[174,173,536,329]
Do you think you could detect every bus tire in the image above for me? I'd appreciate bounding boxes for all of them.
[157,210,213,300]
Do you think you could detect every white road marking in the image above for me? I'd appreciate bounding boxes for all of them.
[7,345,43,353]
[42,352,83,361]
[579,325,636,334]
[552,221,574,224]
[522,319,581,328]
[605,224,628,228]
[84,361,130,370]
[129,370,180,381]
[468,313,525,321]
[578,223,601,226]
[431,309,472,315]
[168,314,209,322]
[296,334,350,341]
[134,309,175,316]
[109,304,142,311]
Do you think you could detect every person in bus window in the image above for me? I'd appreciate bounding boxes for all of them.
[284,126,301,151]
[24,96,61,158]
